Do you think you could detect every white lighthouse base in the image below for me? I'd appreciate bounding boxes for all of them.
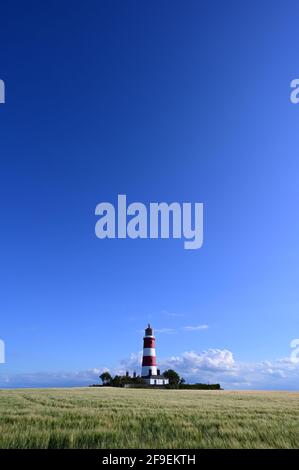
[143,376,169,386]
[141,365,157,377]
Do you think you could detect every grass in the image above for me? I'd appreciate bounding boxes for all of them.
[0,388,298,448]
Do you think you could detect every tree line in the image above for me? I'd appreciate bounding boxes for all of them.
[99,370,221,390]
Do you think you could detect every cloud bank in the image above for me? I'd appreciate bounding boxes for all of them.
[1,348,298,390]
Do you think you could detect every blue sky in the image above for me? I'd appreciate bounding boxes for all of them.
[0,1,299,389]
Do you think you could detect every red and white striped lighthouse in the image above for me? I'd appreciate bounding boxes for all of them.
[141,323,158,377]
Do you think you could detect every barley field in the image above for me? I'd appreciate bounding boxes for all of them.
[0,388,298,449]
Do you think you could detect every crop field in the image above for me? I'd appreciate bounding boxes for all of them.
[0,388,298,449]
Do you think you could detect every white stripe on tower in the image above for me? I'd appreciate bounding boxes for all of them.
[142,348,156,356]
[141,323,158,377]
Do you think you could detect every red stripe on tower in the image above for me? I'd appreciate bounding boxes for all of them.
[142,356,157,366]
[141,324,158,377]
[143,337,155,349]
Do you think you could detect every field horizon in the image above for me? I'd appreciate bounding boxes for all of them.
[1,386,298,392]
[0,387,298,449]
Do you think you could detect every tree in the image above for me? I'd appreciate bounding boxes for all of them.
[163,369,181,387]
[100,371,112,386]
[111,375,122,387]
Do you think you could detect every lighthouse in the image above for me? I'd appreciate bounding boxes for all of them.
[141,324,169,386]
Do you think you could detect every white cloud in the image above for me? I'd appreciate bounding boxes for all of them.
[119,351,142,375]
[0,368,109,389]
[183,325,209,331]
[161,310,184,318]
[155,328,176,334]
[145,325,209,334]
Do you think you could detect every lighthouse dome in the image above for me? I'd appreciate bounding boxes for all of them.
[145,323,153,336]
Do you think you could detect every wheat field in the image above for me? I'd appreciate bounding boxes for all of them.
[0,388,298,449]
